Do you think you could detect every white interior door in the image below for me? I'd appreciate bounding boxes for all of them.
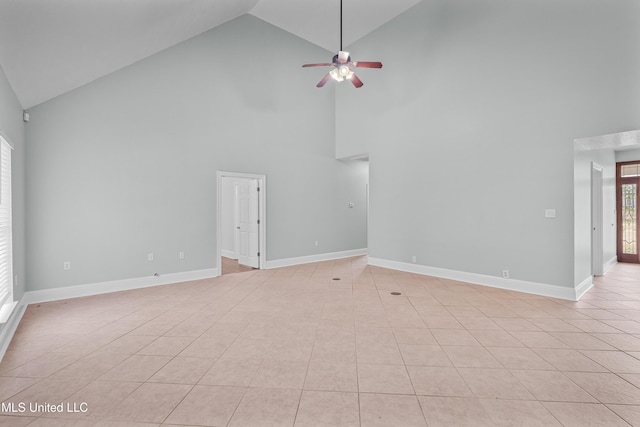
[234,183,240,259]
[592,163,604,276]
[238,179,260,268]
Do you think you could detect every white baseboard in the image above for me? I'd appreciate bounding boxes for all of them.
[368,257,578,301]
[265,248,368,269]
[220,249,236,259]
[0,298,27,362]
[603,256,618,275]
[23,268,218,305]
[575,276,594,301]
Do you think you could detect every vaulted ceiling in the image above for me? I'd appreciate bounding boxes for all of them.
[0,0,422,109]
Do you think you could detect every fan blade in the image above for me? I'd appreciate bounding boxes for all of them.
[337,51,350,63]
[352,61,383,68]
[316,73,332,88]
[302,63,333,68]
[351,74,364,88]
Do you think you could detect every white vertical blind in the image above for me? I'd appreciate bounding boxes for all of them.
[0,136,12,311]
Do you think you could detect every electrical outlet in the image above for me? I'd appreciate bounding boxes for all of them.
[179,252,185,259]
[314,241,318,247]
[502,269,510,279]
[412,256,417,263]
[63,261,71,270]
[148,253,154,261]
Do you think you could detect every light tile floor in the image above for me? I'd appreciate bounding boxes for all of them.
[0,256,639,426]
[221,257,256,276]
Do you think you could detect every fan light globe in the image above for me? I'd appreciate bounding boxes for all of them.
[331,65,354,82]
[329,68,342,82]
[344,68,354,80]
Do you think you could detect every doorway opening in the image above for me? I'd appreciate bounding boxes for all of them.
[216,171,266,275]
[340,154,370,252]
[617,161,640,263]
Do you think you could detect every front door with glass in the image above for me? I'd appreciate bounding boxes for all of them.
[617,162,640,263]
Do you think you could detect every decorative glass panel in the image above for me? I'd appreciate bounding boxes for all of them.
[622,183,637,255]
[621,164,640,177]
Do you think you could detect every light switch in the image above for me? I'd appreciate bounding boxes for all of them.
[545,209,556,218]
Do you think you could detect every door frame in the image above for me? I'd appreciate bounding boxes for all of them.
[616,161,640,263]
[591,162,604,276]
[217,171,267,274]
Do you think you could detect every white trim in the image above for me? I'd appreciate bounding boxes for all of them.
[0,136,13,311]
[265,248,369,269]
[221,249,236,259]
[22,268,217,305]
[0,130,15,150]
[0,298,26,362]
[0,300,17,324]
[575,276,594,301]
[217,171,266,272]
[368,257,579,301]
[603,256,618,275]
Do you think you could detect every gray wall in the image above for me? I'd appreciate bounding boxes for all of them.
[0,65,26,302]
[25,15,368,291]
[616,149,640,163]
[336,0,640,288]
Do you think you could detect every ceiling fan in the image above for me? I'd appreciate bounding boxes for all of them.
[302,0,382,88]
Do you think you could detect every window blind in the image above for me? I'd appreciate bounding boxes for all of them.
[0,136,12,311]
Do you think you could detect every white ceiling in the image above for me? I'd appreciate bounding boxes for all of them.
[0,0,421,109]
